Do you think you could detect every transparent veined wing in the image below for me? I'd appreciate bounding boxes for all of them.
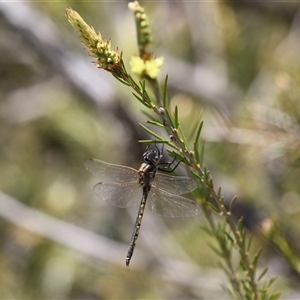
[153,172,198,195]
[93,181,143,208]
[147,187,201,217]
[84,158,138,183]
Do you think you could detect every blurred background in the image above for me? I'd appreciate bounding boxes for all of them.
[1,1,300,299]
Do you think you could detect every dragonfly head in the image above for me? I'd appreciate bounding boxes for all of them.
[143,150,160,165]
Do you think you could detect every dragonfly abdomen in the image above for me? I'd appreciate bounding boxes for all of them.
[126,190,148,266]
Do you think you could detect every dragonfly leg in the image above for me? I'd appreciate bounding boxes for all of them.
[126,193,147,266]
[158,153,182,173]
[147,143,181,173]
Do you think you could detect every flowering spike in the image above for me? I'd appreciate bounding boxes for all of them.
[65,8,121,71]
[128,2,164,79]
[128,1,152,60]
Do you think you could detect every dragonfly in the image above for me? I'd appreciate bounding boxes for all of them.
[84,145,201,266]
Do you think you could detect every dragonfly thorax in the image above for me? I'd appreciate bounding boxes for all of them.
[139,150,161,188]
[138,162,157,188]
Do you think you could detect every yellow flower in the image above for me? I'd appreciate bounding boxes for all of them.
[129,56,145,75]
[145,57,164,79]
[130,56,164,79]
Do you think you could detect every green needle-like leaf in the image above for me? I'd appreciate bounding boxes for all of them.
[252,248,263,270]
[162,75,169,108]
[174,105,179,129]
[191,170,201,180]
[257,267,269,282]
[164,108,175,128]
[139,123,164,140]
[146,120,164,127]
[193,141,200,164]
[208,242,222,256]
[229,196,238,212]
[138,139,168,144]
[132,92,152,108]
[178,125,188,145]
[225,231,234,245]
[247,235,253,252]
[195,121,203,146]
[207,201,220,213]
[237,217,244,232]
[217,187,222,198]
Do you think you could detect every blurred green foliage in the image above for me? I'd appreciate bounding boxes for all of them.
[0,1,300,299]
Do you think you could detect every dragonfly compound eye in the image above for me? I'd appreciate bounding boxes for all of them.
[144,150,158,163]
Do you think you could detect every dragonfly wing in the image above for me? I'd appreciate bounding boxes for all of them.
[84,158,138,183]
[94,182,143,208]
[153,172,198,195]
[147,188,201,217]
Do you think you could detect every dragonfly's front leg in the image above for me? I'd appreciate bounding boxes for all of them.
[126,191,148,266]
